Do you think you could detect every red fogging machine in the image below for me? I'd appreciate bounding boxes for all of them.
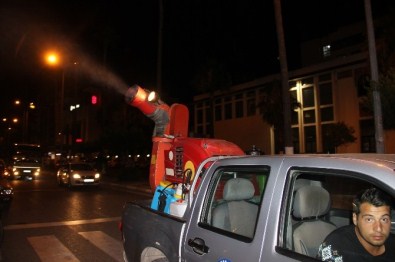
[125,85,245,214]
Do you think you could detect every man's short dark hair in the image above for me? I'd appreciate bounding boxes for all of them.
[352,187,393,215]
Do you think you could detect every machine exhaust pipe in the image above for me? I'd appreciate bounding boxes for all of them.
[125,85,169,137]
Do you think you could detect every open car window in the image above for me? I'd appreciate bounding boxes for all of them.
[280,168,395,259]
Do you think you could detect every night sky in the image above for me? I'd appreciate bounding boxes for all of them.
[0,0,393,109]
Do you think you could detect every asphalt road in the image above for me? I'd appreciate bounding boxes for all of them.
[0,168,153,261]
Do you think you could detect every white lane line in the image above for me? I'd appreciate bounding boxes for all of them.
[28,235,80,262]
[4,217,121,230]
[78,231,123,262]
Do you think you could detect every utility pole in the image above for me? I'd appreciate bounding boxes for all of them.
[364,0,385,153]
[273,0,293,154]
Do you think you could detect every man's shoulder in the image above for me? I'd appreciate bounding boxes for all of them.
[387,232,395,244]
[318,225,358,261]
[325,224,354,241]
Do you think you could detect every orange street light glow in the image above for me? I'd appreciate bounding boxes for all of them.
[45,52,61,66]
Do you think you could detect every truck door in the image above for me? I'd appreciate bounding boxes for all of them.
[182,165,270,261]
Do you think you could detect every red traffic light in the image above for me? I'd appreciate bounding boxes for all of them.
[91,95,98,105]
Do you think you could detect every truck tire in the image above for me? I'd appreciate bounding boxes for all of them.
[141,247,168,262]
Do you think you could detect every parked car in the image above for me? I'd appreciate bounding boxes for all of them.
[57,162,100,187]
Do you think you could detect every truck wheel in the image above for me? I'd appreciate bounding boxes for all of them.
[141,247,168,262]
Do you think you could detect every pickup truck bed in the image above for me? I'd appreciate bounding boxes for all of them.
[121,200,185,262]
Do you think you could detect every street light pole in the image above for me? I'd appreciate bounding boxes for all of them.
[59,69,65,147]
[44,51,65,149]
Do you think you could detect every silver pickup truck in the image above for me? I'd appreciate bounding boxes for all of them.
[120,154,395,262]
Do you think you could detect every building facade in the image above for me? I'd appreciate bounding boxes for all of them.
[192,52,395,154]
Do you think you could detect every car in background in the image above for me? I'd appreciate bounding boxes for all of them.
[57,162,100,187]
[0,179,13,205]
[0,160,6,179]
[0,159,11,178]
[10,158,41,180]
[1,168,12,180]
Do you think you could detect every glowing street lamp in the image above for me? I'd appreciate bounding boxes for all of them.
[45,51,62,66]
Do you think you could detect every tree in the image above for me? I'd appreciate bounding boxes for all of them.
[322,122,357,153]
[192,57,232,95]
[191,57,232,137]
[257,80,299,153]
[362,69,395,130]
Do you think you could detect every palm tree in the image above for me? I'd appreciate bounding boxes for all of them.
[273,0,293,154]
[257,80,299,154]
[191,57,232,137]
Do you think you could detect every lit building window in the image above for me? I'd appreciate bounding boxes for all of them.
[323,45,331,58]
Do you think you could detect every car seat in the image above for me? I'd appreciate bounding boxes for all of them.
[212,178,258,238]
[292,185,336,257]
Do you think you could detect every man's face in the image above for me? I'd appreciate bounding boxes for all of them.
[353,202,391,249]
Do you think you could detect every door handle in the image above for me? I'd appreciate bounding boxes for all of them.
[188,237,209,255]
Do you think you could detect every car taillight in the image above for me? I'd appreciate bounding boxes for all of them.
[118,220,123,232]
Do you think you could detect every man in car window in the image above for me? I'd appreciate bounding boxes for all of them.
[317,187,395,261]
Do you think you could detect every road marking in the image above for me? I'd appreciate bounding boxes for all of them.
[3,217,121,230]
[28,235,80,262]
[78,231,123,262]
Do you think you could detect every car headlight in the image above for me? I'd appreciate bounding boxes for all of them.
[1,189,13,195]
[73,173,81,179]
[94,173,100,179]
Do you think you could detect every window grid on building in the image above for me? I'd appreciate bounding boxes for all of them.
[235,93,244,118]
[224,96,232,120]
[192,66,371,154]
[214,98,222,121]
[246,91,256,116]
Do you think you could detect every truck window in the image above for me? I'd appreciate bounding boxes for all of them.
[199,166,270,241]
[281,169,395,259]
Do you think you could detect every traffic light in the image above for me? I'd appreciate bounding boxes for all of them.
[91,95,98,105]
